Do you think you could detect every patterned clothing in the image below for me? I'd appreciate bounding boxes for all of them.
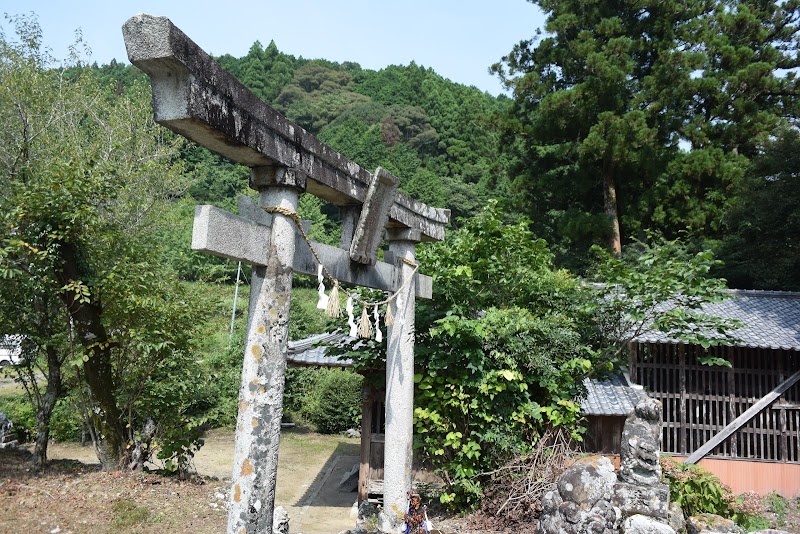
[404,494,429,534]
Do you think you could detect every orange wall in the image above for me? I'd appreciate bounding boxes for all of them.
[670,456,800,497]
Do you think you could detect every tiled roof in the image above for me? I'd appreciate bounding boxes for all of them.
[634,289,800,351]
[287,332,355,367]
[581,374,647,416]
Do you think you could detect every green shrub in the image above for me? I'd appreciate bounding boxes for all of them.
[0,392,84,444]
[304,369,362,434]
[49,397,85,442]
[405,204,602,509]
[203,336,245,428]
[661,457,735,517]
[764,491,789,528]
[661,457,771,529]
[284,367,321,423]
[0,393,35,442]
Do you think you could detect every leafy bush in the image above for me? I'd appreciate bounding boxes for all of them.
[591,240,740,356]
[763,492,789,529]
[0,393,35,442]
[412,203,596,508]
[284,367,322,423]
[661,457,770,529]
[49,397,85,442]
[1,391,84,443]
[302,369,362,434]
[203,335,246,428]
[661,457,736,517]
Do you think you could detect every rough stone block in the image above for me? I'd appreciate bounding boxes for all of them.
[619,398,663,485]
[272,505,290,534]
[613,481,670,519]
[557,456,618,509]
[686,513,745,534]
[622,514,676,534]
[668,501,685,533]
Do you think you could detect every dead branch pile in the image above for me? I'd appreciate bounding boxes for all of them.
[469,428,577,532]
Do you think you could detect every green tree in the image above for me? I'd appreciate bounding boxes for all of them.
[218,40,298,104]
[414,203,595,507]
[716,127,800,291]
[0,14,205,469]
[221,45,512,223]
[496,0,799,268]
[591,240,740,365]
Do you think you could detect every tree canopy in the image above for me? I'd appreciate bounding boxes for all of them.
[0,14,210,470]
[495,0,800,272]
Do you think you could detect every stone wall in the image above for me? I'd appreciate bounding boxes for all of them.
[537,398,678,534]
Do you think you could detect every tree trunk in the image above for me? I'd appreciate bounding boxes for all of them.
[603,168,622,255]
[33,345,63,469]
[128,417,156,471]
[56,241,126,469]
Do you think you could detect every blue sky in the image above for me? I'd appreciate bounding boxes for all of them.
[2,0,545,96]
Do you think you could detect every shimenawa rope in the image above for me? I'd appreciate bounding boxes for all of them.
[263,205,419,336]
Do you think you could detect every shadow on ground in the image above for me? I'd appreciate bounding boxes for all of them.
[296,441,360,507]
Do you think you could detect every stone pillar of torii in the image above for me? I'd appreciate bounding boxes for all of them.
[123,14,449,534]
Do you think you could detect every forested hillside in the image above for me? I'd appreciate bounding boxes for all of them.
[94,25,799,291]
[216,42,511,220]
[91,41,519,283]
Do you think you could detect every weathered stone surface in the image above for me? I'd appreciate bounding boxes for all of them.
[122,14,451,534]
[622,514,677,534]
[381,239,418,532]
[338,462,360,492]
[620,397,663,486]
[272,505,290,534]
[541,489,563,515]
[0,412,17,449]
[350,166,399,265]
[192,204,434,298]
[538,395,675,533]
[226,188,298,533]
[613,480,670,519]
[588,500,623,533]
[122,14,450,241]
[749,530,793,534]
[667,502,686,533]
[357,501,379,520]
[537,457,621,534]
[558,457,619,510]
[686,513,745,534]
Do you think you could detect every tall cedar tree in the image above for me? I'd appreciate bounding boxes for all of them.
[495,0,799,267]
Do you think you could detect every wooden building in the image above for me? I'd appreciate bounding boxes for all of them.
[296,289,800,498]
[628,289,800,496]
[581,373,646,454]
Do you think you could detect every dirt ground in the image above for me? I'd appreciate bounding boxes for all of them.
[4,427,797,534]
[0,428,363,534]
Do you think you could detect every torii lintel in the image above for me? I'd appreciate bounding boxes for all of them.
[122,13,450,247]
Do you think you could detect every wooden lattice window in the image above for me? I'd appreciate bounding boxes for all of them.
[631,342,800,462]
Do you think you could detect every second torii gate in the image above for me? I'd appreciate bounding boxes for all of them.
[123,14,449,534]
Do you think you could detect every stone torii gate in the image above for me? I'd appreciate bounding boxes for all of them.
[123,14,449,534]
